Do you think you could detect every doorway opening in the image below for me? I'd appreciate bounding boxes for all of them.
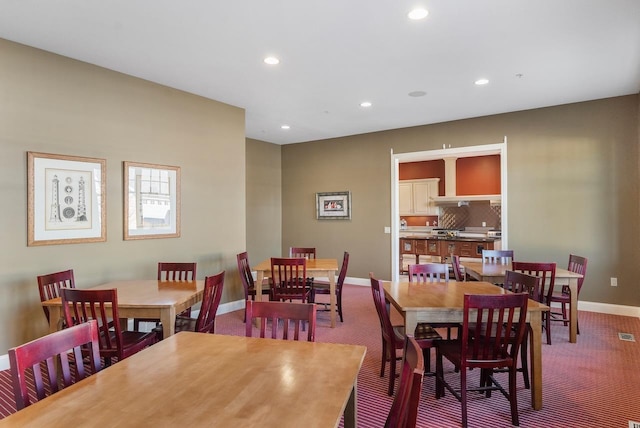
[390,140,508,280]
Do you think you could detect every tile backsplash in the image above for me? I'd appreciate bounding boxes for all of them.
[438,201,501,229]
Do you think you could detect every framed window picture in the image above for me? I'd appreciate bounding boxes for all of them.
[123,161,181,240]
[316,191,351,220]
[27,152,106,246]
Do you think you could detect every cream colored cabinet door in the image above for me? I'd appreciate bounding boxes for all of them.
[401,179,439,215]
[399,182,413,215]
[413,180,439,215]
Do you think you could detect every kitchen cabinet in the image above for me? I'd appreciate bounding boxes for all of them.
[400,237,496,271]
[399,179,439,215]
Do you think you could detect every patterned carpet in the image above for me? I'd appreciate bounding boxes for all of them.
[1,284,640,427]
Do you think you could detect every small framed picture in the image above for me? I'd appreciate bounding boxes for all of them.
[316,191,351,220]
[123,161,181,240]
[27,152,106,246]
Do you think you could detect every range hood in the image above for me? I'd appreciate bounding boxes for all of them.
[430,157,501,205]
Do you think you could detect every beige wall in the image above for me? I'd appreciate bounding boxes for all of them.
[246,138,282,263]
[0,39,246,352]
[278,95,640,307]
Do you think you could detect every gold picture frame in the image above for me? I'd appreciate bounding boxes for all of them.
[27,151,106,246]
[123,161,181,240]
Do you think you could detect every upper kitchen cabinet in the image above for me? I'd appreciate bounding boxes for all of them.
[399,178,440,215]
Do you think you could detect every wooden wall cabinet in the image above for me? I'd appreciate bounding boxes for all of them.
[399,179,440,215]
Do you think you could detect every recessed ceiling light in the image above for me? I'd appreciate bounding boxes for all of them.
[474,78,489,85]
[264,57,280,65]
[408,8,429,20]
[360,101,372,108]
[280,124,290,130]
[408,91,427,97]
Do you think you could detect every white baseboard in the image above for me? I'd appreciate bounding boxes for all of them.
[0,354,8,371]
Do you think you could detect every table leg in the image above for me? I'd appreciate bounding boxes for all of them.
[48,306,61,333]
[160,308,175,339]
[328,270,337,328]
[529,311,543,410]
[343,380,358,428]
[254,270,266,328]
[404,311,418,337]
[568,278,578,343]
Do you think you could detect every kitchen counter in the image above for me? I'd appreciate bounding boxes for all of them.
[401,235,501,242]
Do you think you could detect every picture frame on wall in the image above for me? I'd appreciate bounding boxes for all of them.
[123,161,181,240]
[316,191,351,220]
[27,151,106,246]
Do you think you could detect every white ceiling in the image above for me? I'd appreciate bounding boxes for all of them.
[1,1,639,145]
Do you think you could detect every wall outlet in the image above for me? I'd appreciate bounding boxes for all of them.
[384,226,391,234]
[610,277,618,287]
[482,221,487,227]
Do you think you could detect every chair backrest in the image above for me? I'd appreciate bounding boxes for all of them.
[482,249,514,264]
[245,300,316,341]
[512,261,556,303]
[8,320,102,410]
[461,293,529,369]
[385,336,425,428]
[370,274,396,345]
[504,270,542,302]
[568,254,588,294]
[195,271,225,333]
[157,262,197,281]
[289,247,316,259]
[60,288,124,361]
[270,257,308,300]
[408,263,449,282]
[236,252,255,298]
[37,269,76,323]
[336,251,350,290]
[451,255,465,282]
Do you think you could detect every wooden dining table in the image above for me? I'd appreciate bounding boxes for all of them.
[461,261,583,343]
[41,279,205,339]
[253,258,339,327]
[383,279,549,410]
[0,332,367,427]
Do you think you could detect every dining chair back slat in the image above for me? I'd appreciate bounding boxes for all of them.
[245,300,316,341]
[37,269,76,323]
[8,320,102,410]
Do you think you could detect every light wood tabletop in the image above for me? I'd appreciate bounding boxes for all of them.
[0,332,367,428]
[383,279,549,410]
[253,258,339,327]
[42,279,205,339]
[461,261,583,343]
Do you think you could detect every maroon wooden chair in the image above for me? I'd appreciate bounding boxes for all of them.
[289,247,316,259]
[61,288,157,366]
[8,320,102,410]
[310,251,349,322]
[435,293,529,428]
[237,252,271,322]
[408,263,458,340]
[245,300,316,341]
[512,261,556,344]
[482,249,514,264]
[500,270,542,389]
[37,269,76,324]
[154,271,225,341]
[384,336,425,428]
[451,255,465,282]
[134,262,197,330]
[408,263,449,282]
[270,257,311,303]
[549,254,587,334]
[370,274,441,396]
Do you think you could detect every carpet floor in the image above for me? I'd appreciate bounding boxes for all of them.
[1,284,639,427]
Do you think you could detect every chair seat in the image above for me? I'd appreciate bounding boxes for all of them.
[175,315,197,332]
[550,291,570,303]
[119,331,157,359]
